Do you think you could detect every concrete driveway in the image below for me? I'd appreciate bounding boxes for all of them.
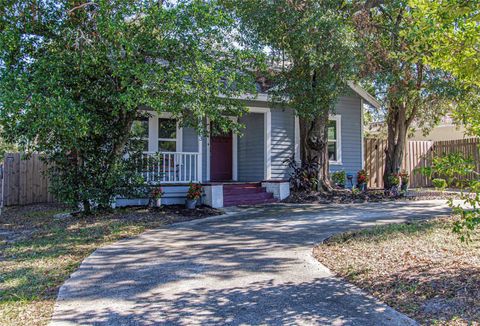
[50,200,451,326]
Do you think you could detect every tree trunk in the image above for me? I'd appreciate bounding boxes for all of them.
[299,109,333,193]
[384,103,408,189]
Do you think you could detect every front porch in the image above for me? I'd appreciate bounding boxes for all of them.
[135,107,285,185]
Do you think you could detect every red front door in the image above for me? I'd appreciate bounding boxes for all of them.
[210,132,233,181]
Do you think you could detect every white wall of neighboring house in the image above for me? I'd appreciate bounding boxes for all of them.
[409,124,474,141]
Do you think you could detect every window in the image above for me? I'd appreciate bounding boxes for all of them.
[131,118,149,152]
[328,116,341,164]
[158,118,177,152]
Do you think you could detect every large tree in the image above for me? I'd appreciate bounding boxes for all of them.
[409,0,480,135]
[224,0,358,192]
[354,1,457,188]
[0,0,260,212]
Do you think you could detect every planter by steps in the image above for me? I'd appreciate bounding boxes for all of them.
[186,199,197,209]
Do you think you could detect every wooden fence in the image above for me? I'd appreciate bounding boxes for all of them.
[365,138,480,189]
[1,153,54,206]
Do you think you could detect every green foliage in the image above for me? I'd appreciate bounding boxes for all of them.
[419,153,475,188]
[0,130,16,162]
[226,0,358,118]
[284,156,319,192]
[419,152,480,239]
[331,171,346,187]
[409,0,480,88]
[387,174,400,187]
[0,0,260,212]
[432,178,448,191]
[409,1,480,140]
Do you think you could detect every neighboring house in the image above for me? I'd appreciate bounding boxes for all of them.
[118,82,380,208]
[409,116,473,141]
[367,115,474,142]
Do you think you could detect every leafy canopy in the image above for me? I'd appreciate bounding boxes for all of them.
[225,0,358,119]
[0,0,261,210]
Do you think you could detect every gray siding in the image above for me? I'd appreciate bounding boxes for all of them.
[329,95,363,185]
[271,108,295,180]
[182,127,198,152]
[181,127,200,182]
[238,113,264,181]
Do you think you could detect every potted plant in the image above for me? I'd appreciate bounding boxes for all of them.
[387,174,400,196]
[356,169,368,191]
[399,171,409,192]
[186,183,202,209]
[150,187,164,208]
[331,171,346,189]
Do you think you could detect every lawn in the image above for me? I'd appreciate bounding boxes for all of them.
[314,218,480,325]
[0,204,221,326]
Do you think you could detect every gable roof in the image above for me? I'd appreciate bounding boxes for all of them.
[347,82,381,109]
[241,82,381,109]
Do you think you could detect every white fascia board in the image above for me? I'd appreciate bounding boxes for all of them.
[347,81,381,109]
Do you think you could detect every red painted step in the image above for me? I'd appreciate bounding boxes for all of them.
[222,183,278,207]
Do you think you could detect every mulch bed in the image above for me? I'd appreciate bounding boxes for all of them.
[283,188,469,205]
[283,189,399,204]
[314,218,480,325]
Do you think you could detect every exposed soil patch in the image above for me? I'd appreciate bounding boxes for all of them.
[0,204,222,326]
[314,218,480,325]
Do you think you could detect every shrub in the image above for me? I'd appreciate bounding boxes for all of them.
[151,187,164,199]
[432,178,448,191]
[357,169,368,185]
[331,171,346,187]
[399,171,409,185]
[284,156,319,192]
[418,153,475,188]
[387,174,400,187]
[187,183,203,200]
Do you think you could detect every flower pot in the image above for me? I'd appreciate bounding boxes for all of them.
[186,199,197,209]
[153,198,162,208]
[401,184,408,192]
[358,183,367,192]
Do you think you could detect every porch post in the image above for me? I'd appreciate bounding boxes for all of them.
[294,115,301,163]
[198,135,203,182]
[264,110,272,180]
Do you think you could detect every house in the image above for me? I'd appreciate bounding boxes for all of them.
[409,116,474,141]
[117,82,380,208]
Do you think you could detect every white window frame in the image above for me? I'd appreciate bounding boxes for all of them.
[328,115,342,165]
[132,117,150,154]
[147,112,183,153]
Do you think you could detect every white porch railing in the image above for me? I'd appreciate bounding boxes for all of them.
[138,152,200,184]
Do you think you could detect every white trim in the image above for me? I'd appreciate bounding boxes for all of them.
[248,106,271,113]
[294,115,300,162]
[176,121,183,152]
[328,114,342,165]
[148,115,158,152]
[198,134,203,182]
[347,81,381,109]
[360,99,365,168]
[264,109,272,180]
[206,118,211,181]
[293,114,342,165]
[230,117,238,181]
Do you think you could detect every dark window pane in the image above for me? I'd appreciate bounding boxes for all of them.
[328,121,336,140]
[328,142,337,161]
[158,140,176,152]
[158,118,176,139]
[132,119,148,138]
